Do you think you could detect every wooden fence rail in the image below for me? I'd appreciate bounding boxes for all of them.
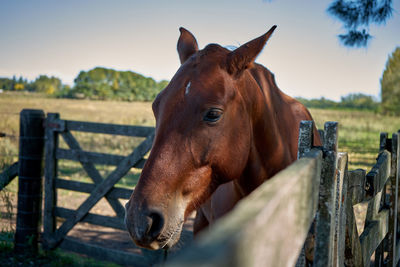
[0,162,18,191]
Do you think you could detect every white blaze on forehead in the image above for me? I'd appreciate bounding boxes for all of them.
[185,81,191,95]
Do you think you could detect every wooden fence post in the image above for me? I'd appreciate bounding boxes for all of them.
[314,121,338,267]
[14,109,45,254]
[295,120,314,267]
[388,132,399,266]
[42,113,60,249]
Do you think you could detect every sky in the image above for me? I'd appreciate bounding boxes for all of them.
[0,0,399,101]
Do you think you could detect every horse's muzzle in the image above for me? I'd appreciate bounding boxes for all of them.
[125,202,166,250]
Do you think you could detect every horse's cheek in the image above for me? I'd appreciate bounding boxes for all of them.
[215,131,250,180]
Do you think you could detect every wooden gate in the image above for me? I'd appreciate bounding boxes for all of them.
[41,113,155,265]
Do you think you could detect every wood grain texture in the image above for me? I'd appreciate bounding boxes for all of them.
[61,119,154,137]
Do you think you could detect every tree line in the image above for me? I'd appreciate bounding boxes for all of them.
[296,93,379,112]
[0,75,65,96]
[297,46,400,115]
[0,67,168,102]
[0,46,399,114]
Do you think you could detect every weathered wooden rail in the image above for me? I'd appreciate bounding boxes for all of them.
[167,121,400,267]
[2,109,399,266]
[0,162,18,191]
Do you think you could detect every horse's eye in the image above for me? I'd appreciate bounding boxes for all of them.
[203,108,223,123]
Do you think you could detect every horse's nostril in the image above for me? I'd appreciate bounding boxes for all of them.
[146,210,164,239]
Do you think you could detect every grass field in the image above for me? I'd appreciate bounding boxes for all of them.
[310,108,400,170]
[1,92,400,196]
[1,91,399,264]
[2,91,399,171]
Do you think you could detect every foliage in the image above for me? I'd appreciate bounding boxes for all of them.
[0,75,61,95]
[0,68,169,101]
[13,83,24,91]
[70,67,168,101]
[31,75,62,95]
[296,97,338,109]
[340,93,378,109]
[0,76,31,92]
[0,78,13,91]
[296,93,379,111]
[381,47,400,115]
[327,0,393,47]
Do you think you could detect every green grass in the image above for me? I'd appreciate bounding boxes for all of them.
[309,108,400,170]
[0,231,120,267]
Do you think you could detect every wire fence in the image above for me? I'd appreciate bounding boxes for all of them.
[0,132,19,139]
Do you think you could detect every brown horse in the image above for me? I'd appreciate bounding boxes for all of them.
[125,25,320,250]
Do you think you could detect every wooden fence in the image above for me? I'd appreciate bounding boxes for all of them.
[1,109,399,266]
[41,112,156,266]
[0,110,164,265]
[167,121,400,267]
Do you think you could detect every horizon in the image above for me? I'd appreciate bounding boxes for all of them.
[1,0,399,101]
[0,66,382,102]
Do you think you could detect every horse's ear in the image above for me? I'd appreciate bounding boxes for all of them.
[177,27,199,64]
[227,25,277,77]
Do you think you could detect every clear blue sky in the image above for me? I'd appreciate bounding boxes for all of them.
[1,0,399,101]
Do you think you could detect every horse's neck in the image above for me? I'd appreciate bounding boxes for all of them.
[236,67,294,195]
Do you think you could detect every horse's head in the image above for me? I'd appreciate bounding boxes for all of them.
[125,26,277,250]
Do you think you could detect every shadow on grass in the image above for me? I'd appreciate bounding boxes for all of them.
[58,166,86,177]
[348,161,374,171]
[0,231,121,267]
[117,173,140,188]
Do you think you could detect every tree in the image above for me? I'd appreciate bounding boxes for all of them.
[340,93,378,110]
[381,47,400,115]
[327,0,393,47]
[71,67,166,101]
[32,75,62,95]
[0,78,14,90]
[14,83,25,90]
[0,76,31,91]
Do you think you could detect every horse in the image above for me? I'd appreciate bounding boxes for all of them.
[125,25,321,250]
